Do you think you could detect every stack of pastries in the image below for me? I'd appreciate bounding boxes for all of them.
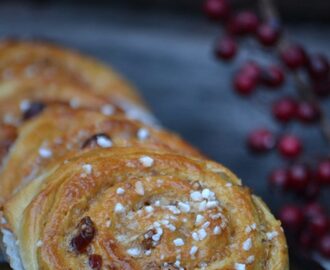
[0,40,288,270]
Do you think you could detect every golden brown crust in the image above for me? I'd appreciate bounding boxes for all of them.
[0,39,154,185]
[0,105,200,204]
[0,79,117,127]
[0,39,146,107]
[0,40,288,270]
[15,148,287,270]
[0,39,154,165]
[0,124,17,166]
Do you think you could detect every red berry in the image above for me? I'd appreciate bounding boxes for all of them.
[303,181,320,200]
[88,254,103,270]
[233,73,257,95]
[215,36,237,60]
[272,97,297,123]
[278,134,302,159]
[316,159,330,185]
[268,168,289,189]
[297,102,321,124]
[299,229,314,249]
[237,11,259,33]
[227,11,259,35]
[308,215,329,237]
[288,163,311,191]
[261,65,285,88]
[303,202,326,220]
[239,61,261,81]
[307,54,329,80]
[279,205,304,231]
[317,234,330,258]
[247,128,276,153]
[280,45,307,70]
[203,0,231,21]
[256,23,281,46]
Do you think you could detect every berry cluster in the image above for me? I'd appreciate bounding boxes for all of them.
[204,0,330,261]
[279,203,330,258]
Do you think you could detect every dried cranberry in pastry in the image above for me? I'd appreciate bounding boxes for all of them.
[70,216,95,253]
[22,102,45,120]
[81,133,111,149]
[88,254,102,270]
[142,229,157,250]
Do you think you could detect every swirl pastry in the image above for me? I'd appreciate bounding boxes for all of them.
[0,39,155,162]
[0,105,200,204]
[5,148,287,270]
[0,40,288,270]
[0,40,145,107]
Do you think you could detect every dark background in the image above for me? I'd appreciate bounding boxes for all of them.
[4,0,330,21]
[0,0,329,269]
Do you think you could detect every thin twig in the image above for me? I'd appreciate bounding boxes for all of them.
[259,0,279,22]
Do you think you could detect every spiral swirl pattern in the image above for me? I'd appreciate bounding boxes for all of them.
[10,148,287,270]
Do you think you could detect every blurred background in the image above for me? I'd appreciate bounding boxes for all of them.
[0,0,329,269]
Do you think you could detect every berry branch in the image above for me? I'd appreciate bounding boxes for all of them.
[259,0,279,22]
[260,0,330,145]
[203,0,330,262]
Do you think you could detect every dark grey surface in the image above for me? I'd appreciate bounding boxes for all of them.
[0,2,329,269]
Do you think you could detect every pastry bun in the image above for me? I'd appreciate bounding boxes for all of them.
[0,40,288,270]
